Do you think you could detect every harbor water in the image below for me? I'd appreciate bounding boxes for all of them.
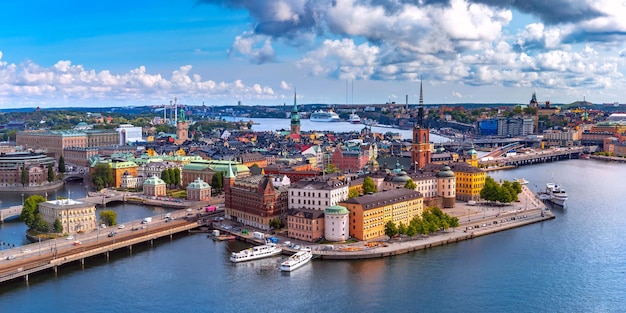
[1,129,625,311]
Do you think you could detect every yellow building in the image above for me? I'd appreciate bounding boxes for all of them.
[448,162,485,202]
[339,189,423,241]
[39,199,97,234]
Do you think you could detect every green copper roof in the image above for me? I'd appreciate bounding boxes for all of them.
[325,205,349,215]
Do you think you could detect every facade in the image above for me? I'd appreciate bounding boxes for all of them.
[182,160,249,187]
[288,177,349,211]
[85,130,120,148]
[286,208,325,242]
[543,128,582,147]
[0,151,56,187]
[143,175,166,197]
[63,147,99,167]
[436,166,456,208]
[186,177,211,201]
[115,124,143,144]
[110,161,139,188]
[330,145,370,173]
[447,162,485,202]
[17,129,119,158]
[224,173,289,231]
[121,172,139,189]
[324,205,350,242]
[39,199,97,234]
[496,118,535,137]
[340,189,424,241]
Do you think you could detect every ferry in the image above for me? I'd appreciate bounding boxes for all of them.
[310,110,340,122]
[348,111,361,124]
[230,241,282,263]
[280,247,313,272]
[539,183,568,207]
[514,178,529,185]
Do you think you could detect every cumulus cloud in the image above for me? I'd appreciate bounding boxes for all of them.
[0,51,278,106]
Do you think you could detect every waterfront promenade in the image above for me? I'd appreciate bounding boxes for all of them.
[222,184,553,260]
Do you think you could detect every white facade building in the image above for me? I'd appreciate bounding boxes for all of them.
[115,124,143,144]
[288,178,348,211]
[324,205,350,242]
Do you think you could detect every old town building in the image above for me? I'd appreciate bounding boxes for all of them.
[39,199,97,234]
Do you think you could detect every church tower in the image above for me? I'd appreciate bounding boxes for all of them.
[175,107,189,145]
[412,77,431,169]
[290,90,301,136]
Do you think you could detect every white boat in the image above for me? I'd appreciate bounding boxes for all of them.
[310,110,340,122]
[230,241,282,263]
[541,183,568,206]
[348,111,361,124]
[514,178,529,185]
[280,247,313,272]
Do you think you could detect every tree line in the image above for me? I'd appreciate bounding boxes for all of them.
[385,207,460,238]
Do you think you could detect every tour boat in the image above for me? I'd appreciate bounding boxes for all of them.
[514,178,529,185]
[348,111,361,124]
[310,110,340,122]
[280,247,313,272]
[539,183,568,207]
[230,241,282,263]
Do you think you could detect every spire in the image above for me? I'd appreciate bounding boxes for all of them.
[417,75,424,128]
[291,88,300,125]
[225,161,236,178]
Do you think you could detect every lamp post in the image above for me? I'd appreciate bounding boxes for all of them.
[467,208,470,222]
[21,193,24,205]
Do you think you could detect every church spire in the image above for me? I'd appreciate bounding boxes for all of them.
[417,75,424,128]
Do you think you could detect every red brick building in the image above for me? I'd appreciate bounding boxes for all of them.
[330,146,369,173]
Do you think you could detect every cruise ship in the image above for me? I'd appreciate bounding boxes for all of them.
[539,183,568,207]
[310,110,340,122]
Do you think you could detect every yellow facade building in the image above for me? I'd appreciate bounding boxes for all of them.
[339,189,423,241]
[448,162,485,202]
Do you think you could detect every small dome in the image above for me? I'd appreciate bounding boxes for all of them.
[437,166,455,178]
[325,205,349,215]
[392,171,411,183]
[187,177,210,189]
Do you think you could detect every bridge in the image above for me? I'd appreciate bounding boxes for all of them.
[63,170,87,181]
[479,147,585,168]
[0,205,23,223]
[0,209,220,284]
[483,143,526,159]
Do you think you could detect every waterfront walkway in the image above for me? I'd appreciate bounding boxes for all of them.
[223,184,552,260]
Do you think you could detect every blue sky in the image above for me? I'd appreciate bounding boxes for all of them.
[2,0,626,108]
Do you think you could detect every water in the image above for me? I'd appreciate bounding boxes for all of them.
[2,161,626,312]
[249,117,449,142]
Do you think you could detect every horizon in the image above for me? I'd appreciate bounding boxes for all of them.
[2,1,626,108]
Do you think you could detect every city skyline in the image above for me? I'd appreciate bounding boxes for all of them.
[2,0,626,108]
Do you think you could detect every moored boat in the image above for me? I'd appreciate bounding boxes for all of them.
[514,178,529,185]
[348,111,361,124]
[230,241,282,263]
[280,247,313,272]
[539,183,568,207]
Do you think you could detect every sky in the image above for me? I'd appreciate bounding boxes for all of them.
[2,0,626,108]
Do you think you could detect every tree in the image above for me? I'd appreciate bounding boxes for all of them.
[398,222,408,235]
[384,221,398,238]
[47,166,55,182]
[325,163,339,174]
[100,210,117,226]
[362,176,377,194]
[348,188,360,199]
[269,218,281,229]
[92,163,113,190]
[211,172,223,192]
[58,155,66,173]
[21,167,28,186]
[53,218,63,233]
[173,168,181,187]
[404,179,417,190]
[20,195,46,228]
[33,214,50,232]
[161,169,171,186]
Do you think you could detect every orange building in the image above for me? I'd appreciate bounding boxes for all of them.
[340,189,423,241]
[286,208,325,242]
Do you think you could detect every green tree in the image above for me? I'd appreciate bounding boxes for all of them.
[92,163,113,190]
[173,168,181,187]
[21,167,28,186]
[58,155,66,173]
[53,218,63,233]
[161,169,171,186]
[211,172,223,192]
[20,195,46,228]
[404,179,417,190]
[100,210,117,226]
[33,214,50,232]
[47,165,55,182]
[269,218,281,229]
[398,222,408,235]
[362,176,377,194]
[384,221,398,238]
[325,163,339,174]
[348,188,360,199]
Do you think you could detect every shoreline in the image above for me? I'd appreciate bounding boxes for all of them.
[222,185,551,260]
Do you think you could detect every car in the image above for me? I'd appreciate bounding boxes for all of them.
[73,241,82,246]
[6,255,15,260]
[22,248,31,253]
[141,225,147,229]
[107,231,117,237]
[66,236,74,240]
[131,226,140,231]
[101,224,107,229]
[118,224,126,229]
